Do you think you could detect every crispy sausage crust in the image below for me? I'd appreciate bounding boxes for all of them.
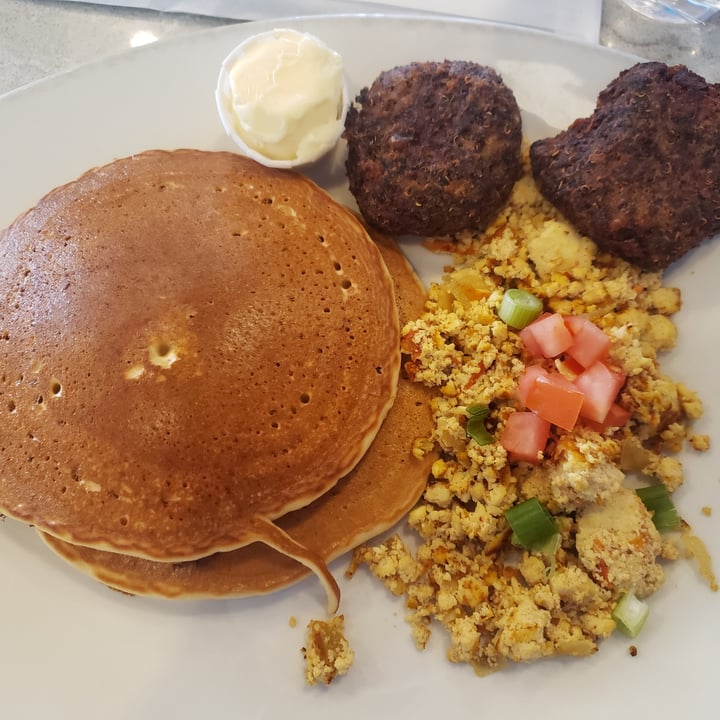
[530,62,720,272]
[344,60,522,237]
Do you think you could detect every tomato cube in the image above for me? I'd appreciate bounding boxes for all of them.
[581,402,631,432]
[516,364,550,405]
[565,317,611,368]
[523,313,574,358]
[500,411,551,464]
[526,373,585,431]
[519,324,544,358]
[574,361,626,423]
[563,315,586,335]
[604,402,631,427]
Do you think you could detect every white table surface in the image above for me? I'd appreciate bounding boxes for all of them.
[0,0,719,97]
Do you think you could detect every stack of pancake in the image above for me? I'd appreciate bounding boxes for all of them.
[0,150,436,613]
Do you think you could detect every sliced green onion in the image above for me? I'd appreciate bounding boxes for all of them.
[466,404,494,446]
[497,289,544,329]
[505,498,558,551]
[636,485,681,532]
[467,403,491,417]
[612,590,649,638]
[537,530,561,558]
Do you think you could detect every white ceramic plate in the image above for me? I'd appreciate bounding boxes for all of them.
[0,14,717,720]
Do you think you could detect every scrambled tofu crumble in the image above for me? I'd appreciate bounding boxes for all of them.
[302,615,355,686]
[349,169,713,673]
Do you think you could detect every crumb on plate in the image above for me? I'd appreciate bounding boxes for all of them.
[302,615,355,686]
[689,434,711,452]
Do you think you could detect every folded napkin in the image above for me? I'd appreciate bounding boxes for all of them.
[61,0,603,43]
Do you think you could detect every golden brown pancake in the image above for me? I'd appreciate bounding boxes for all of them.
[0,150,400,590]
[39,230,438,600]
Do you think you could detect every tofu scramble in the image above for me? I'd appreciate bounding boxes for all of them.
[302,615,355,686]
[349,168,715,673]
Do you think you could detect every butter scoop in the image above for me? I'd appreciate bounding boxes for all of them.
[215,29,348,168]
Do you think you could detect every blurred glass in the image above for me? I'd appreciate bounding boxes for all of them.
[622,0,720,22]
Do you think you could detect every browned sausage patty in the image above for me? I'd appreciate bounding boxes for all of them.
[343,60,523,237]
[530,62,720,272]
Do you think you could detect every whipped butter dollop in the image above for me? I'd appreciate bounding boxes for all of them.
[216,29,347,167]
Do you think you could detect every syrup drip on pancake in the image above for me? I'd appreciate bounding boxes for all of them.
[245,516,341,614]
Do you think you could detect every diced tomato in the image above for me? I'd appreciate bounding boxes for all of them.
[522,313,574,358]
[565,317,611,368]
[519,324,545,358]
[514,313,627,434]
[604,402,631,427]
[500,411,551,464]
[516,364,550,405]
[563,315,586,335]
[581,402,632,432]
[526,373,585,431]
[574,361,626,423]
